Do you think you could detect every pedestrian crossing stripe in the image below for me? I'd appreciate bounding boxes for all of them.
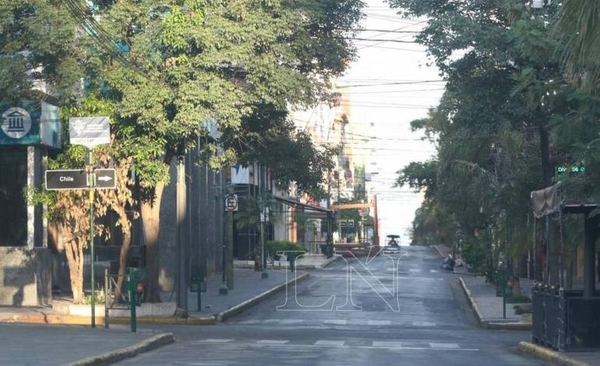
[314,340,346,346]
[196,339,235,343]
[237,319,438,327]
[278,319,304,325]
[373,341,403,348]
[429,343,460,349]
[256,340,290,345]
[367,320,391,326]
[323,319,347,325]
[192,339,477,351]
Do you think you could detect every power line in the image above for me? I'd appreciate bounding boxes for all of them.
[336,80,444,88]
[350,37,417,43]
[359,29,420,34]
[344,88,444,95]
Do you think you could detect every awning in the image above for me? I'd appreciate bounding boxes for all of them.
[531,183,598,217]
[274,196,333,218]
[531,184,561,218]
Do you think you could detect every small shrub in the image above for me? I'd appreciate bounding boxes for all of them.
[506,294,531,304]
[462,240,492,276]
[81,287,106,305]
[266,240,305,259]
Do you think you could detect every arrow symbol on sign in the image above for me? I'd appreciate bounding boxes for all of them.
[98,175,113,182]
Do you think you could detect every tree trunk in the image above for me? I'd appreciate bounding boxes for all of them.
[64,233,85,304]
[114,212,132,303]
[141,181,165,303]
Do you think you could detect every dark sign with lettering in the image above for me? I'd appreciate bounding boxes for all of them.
[45,169,88,190]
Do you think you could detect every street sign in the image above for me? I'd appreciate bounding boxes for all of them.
[45,169,88,190]
[94,168,116,189]
[45,169,117,190]
[69,117,110,148]
[225,194,238,212]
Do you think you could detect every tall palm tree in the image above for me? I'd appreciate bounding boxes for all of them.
[553,0,600,93]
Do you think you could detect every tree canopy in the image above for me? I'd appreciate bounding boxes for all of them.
[390,0,600,280]
[2,0,365,301]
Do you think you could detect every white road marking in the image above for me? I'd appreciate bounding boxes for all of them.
[324,319,347,325]
[256,340,290,345]
[192,339,479,352]
[315,340,346,346]
[195,339,234,343]
[173,362,234,366]
[239,320,260,325]
[368,320,392,326]
[278,319,304,325]
[373,341,404,348]
[409,268,421,272]
[430,343,460,349]
[412,321,437,327]
[262,319,281,324]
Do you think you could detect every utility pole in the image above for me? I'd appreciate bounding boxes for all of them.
[219,172,229,295]
[220,167,235,294]
[226,181,234,290]
[373,194,379,246]
[326,170,334,257]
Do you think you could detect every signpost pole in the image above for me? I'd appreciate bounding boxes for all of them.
[87,148,96,328]
[219,192,228,295]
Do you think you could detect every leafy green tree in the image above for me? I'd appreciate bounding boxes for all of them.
[388,0,565,272]
[552,0,600,94]
[70,0,363,301]
[0,0,83,104]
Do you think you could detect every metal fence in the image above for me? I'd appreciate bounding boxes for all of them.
[532,283,600,351]
[532,284,566,350]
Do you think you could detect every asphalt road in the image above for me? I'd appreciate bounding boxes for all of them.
[114,246,551,366]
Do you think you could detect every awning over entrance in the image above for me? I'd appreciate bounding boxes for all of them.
[273,196,333,218]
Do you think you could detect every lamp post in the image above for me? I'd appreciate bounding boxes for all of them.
[219,182,236,293]
[258,197,269,279]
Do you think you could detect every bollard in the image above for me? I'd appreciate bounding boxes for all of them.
[128,268,137,333]
[104,268,109,328]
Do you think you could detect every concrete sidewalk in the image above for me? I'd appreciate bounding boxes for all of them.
[0,254,340,366]
[432,245,600,366]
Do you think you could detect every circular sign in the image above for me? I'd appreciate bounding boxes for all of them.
[1,107,32,139]
[225,194,238,211]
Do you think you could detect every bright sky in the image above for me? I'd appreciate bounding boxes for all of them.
[339,0,443,245]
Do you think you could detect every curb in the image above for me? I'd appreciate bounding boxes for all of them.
[216,272,310,322]
[61,332,174,366]
[109,316,216,326]
[0,314,216,326]
[0,314,107,326]
[457,277,531,331]
[518,342,590,366]
[318,255,342,268]
[432,245,446,258]
[458,277,486,328]
[234,256,340,270]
